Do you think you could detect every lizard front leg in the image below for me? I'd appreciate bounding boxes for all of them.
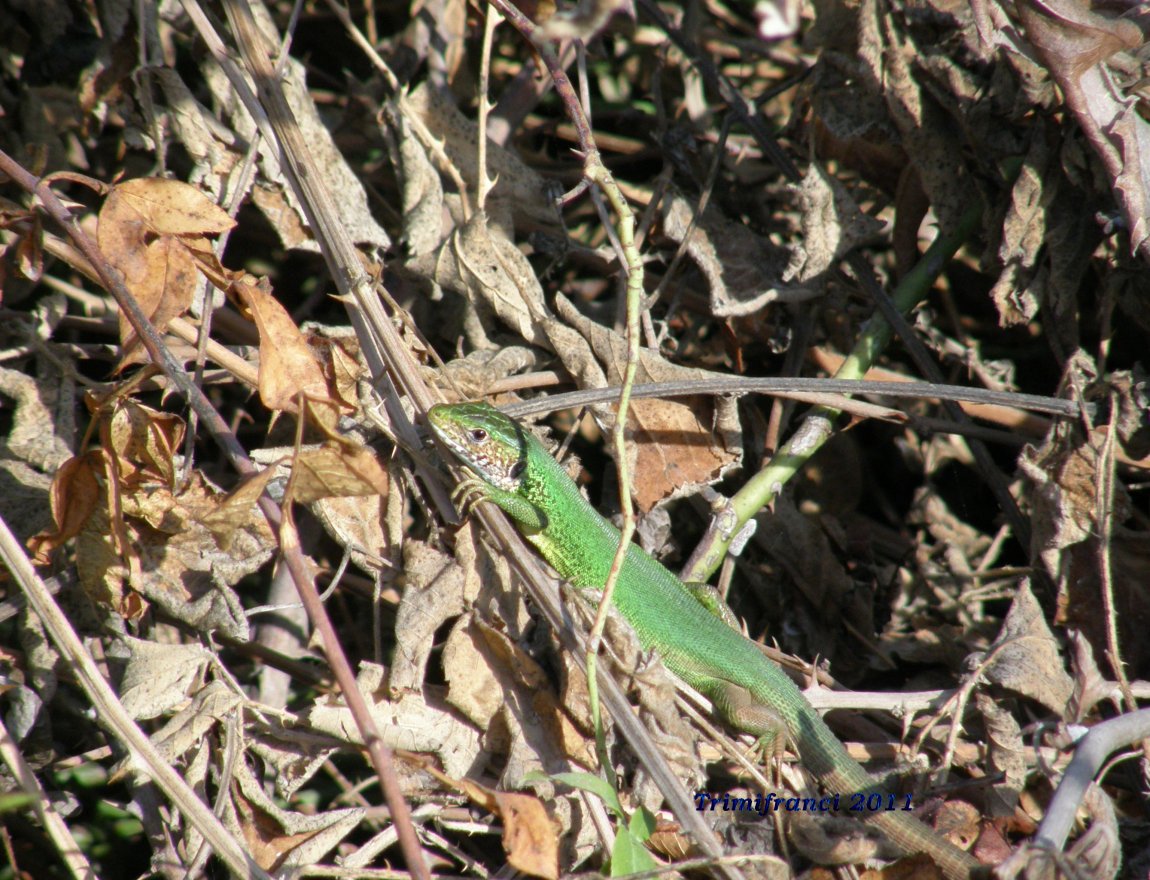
[453,476,549,533]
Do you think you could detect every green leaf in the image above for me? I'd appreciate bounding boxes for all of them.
[610,828,659,876]
[628,805,657,842]
[551,771,625,818]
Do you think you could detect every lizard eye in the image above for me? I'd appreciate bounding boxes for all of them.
[469,428,488,442]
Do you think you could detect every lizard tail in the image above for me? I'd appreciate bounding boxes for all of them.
[821,764,982,880]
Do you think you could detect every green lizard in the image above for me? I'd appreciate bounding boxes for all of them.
[428,401,981,879]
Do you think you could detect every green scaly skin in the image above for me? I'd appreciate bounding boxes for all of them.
[428,402,980,880]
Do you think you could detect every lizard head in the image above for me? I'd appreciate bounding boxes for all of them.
[427,402,530,491]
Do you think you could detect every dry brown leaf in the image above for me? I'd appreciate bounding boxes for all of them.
[625,398,736,512]
[306,663,484,778]
[931,800,983,853]
[37,420,271,633]
[389,541,480,693]
[442,615,505,729]
[0,345,74,543]
[181,232,238,290]
[809,71,907,197]
[110,681,245,786]
[990,135,1051,325]
[1066,630,1117,722]
[1021,419,1131,552]
[786,162,885,287]
[229,756,364,871]
[404,83,559,232]
[495,791,561,880]
[646,823,696,861]
[117,636,213,720]
[434,347,541,400]
[871,7,976,235]
[439,215,605,390]
[116,235,197,362]
[388,99,447,256]
[29,450,104,563]
[118,472,269,638]
[659,186,797,316]
[1063,784,1122,879]
[788,812,886,871]
[104,176,236,236]
[450,213,550,347]
[200,466,279,549]
[149,682,243,768]
[310,492,388,574]
[74,506,145,620]
[989,128,1100,340]
[1054,528,1150,678]
[1020,358,1150,670]
[248,732,337,802]
[322,332,364,411]
[555,295,741,510]
[151,68,217,167]
[982,579,1074,714]
[230,277,333,416]
[14,212,43,281]
[97,177,235,363]
[755,499,870,678]
[235,799,319,872]
[249,186,310,249]
[100,399,185,489]
[974,691,1026,819]
[31,399,264,632]
[0,365,75,472]
[459,779,560,880]
[1014,0,1149,257]
[469,617,597,767]
[288,445,388,503]
[218,51,390,254]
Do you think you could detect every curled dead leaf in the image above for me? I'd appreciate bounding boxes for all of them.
[459,780,560,880]
[97,177,235,363]
[230,277,339,424]
[100,399,185,489]
[28,450,106,564]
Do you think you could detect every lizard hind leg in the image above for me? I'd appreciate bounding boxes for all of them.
[753,722,791,789]
[682,581,743,631]
[711,681,792,785]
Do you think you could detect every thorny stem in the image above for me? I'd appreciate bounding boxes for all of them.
[477,4,503,213]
